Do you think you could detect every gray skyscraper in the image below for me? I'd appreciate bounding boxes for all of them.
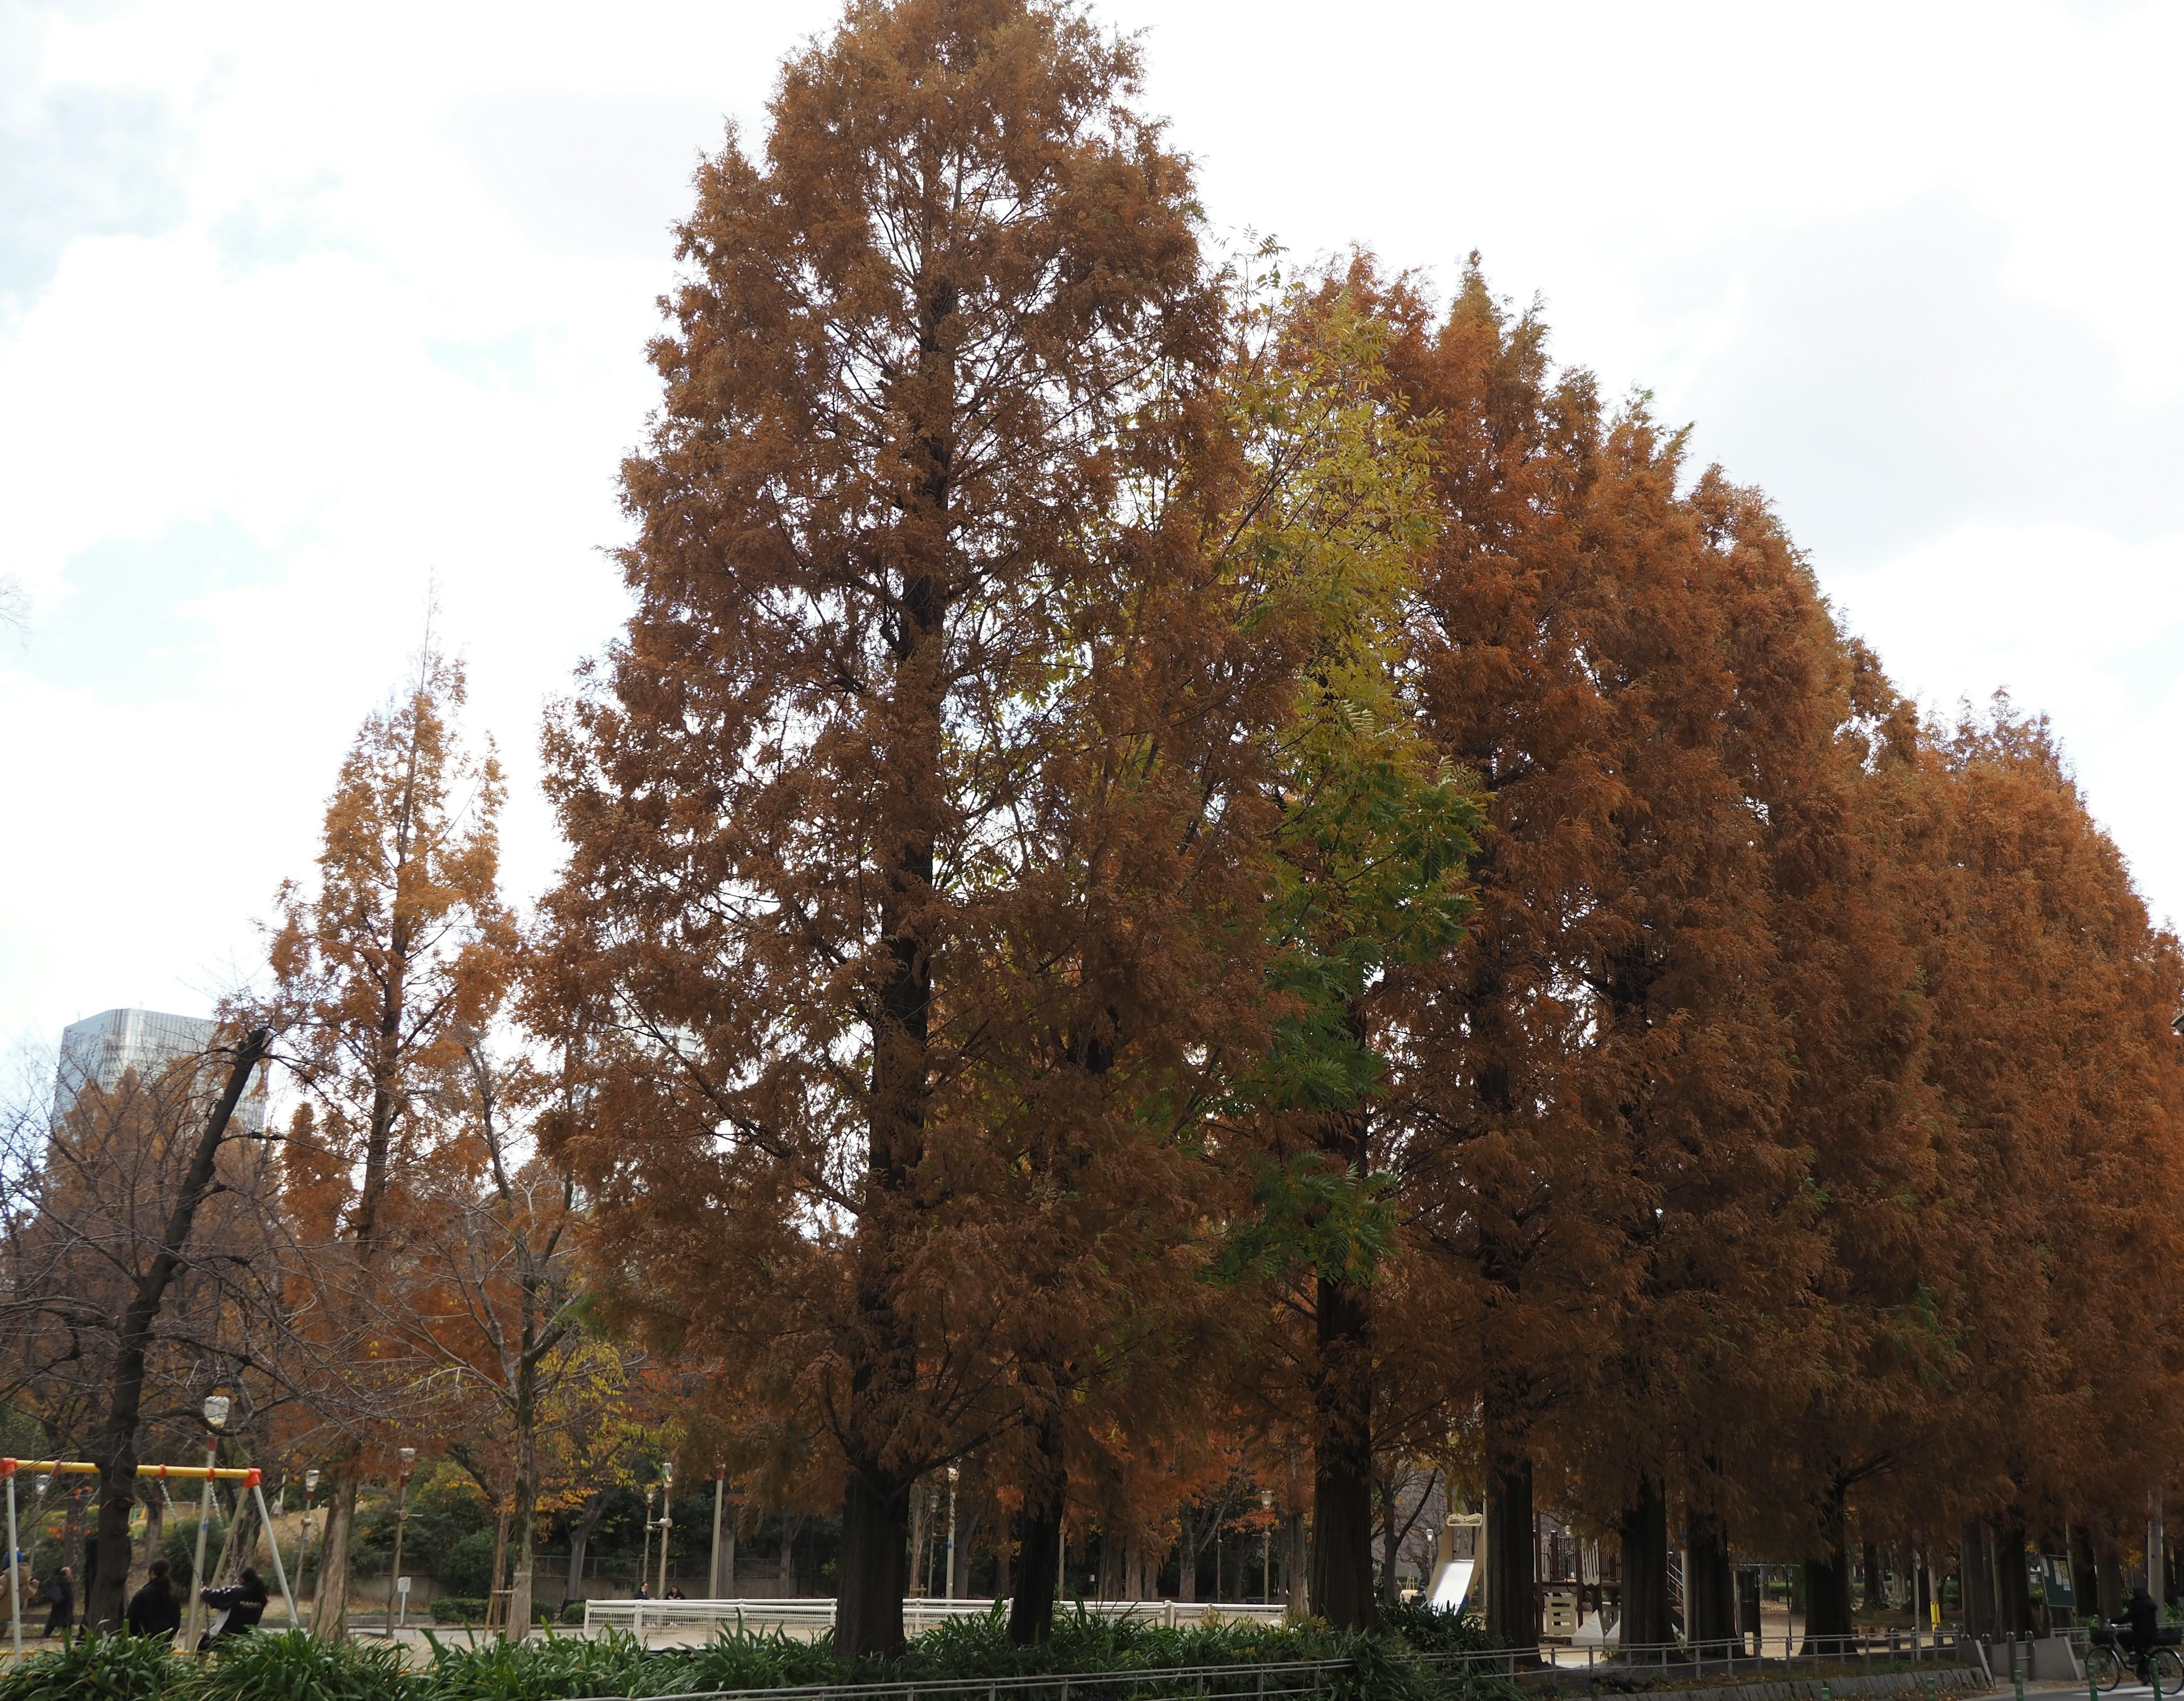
[55,1008,268,1132]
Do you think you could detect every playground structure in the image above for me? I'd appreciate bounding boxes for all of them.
[1424,1512,1480,1613]
[0,1458,297,1657]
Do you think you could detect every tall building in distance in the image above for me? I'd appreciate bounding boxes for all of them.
[55,1008,268,1133]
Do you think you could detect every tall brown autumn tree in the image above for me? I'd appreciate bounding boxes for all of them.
[536,0,1329,1656]
[266,648,513,1639]
[1378,262,1843,1646]
[1900,708,2184,1637]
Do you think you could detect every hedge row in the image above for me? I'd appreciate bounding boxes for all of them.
[0,1602,1503,1701]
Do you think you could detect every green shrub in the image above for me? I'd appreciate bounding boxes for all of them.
[1376,1598,1491,1654]
[0,1630,183,1700]
[436,1531,497,1599]
[195,1630,408,1701]
[419,1629,656,1700]
[557,1600,584,1625]
[430,1596,487,1625]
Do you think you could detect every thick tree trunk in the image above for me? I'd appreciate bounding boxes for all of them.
[2098,1533,2124,1620]
[1009,1411,1066,1645]
[508,1417,537,1637]
[1956,1521,1994,1641]
[1998,1513,2033,1636]
[489,1506,510,1621]
[837,1472,910,1658]
[134,1489,164,1595]
[1287,1512,1309,1614]
[1686,1506,1736,1650]
[1483,1413,1536,1650]
[1379,1472,1402,1606]
[313,1458,362,1642]
[1801,1485,1854,1650]
[564,1493,607,1606]
[1178,1509,1198,1603]
[725,1500,739,1597]
[1309,1269,1375,1630]
[84,1031,270,1632]
[1620,1475,1671,1652]
[952,1509,977,1600]
[1863,1540,1887,1613]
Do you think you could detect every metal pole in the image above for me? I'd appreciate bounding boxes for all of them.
[183,1437,218,1649]
[946,1468,958,1601]
[638,1490,653,1596]
[251,1480,296,1628]
[386,1464,411,1638]
[712,1473,725,1600]
[656,1468,673,1600]
[6,1466,20,1660]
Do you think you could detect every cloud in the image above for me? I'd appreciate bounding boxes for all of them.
[3,0,2182,1047]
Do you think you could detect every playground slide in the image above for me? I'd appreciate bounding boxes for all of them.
[1425,1558,1474,1611]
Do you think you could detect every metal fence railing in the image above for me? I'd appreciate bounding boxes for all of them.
[560,1659,1351,1701]
[1424,1630,1980,1680]
[581,1600,1291,1644]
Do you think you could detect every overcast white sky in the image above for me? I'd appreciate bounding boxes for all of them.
[4,0,2181,1047]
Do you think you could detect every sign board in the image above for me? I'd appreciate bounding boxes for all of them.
[397,1578,411,1595]
[2030,1554,2075,1609]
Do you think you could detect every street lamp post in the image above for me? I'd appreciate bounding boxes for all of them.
[946,1465,959,1602]
[183,1394,231,1649]
[386,1448,416,1637]
[656,1464,674,1600]
[639,1488,656,1596]
[299,1468,320,1631]
[1260,1491,1274,1604]
[710,1471,726,1600]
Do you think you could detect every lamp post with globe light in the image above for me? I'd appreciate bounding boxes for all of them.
[656,1463,675,1599]
[946,1465,959,1601]
[183,1393,230,1648]
[639,1487,656,1596]
[386,1448,416,1637]
[299,1469,321,1630]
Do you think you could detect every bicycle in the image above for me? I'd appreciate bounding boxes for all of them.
[2086,1624,2184,1691]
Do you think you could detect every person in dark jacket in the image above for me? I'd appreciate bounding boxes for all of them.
[40,1565,73,1641]
[197,1567,268,1644]
[2125,1585,2162,1680]
[126,1557,181,1640]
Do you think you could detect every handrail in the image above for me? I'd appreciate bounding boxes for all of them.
[584,1599,1291,1640]
[1422,1629,1976,1675]
[558,1659,1352,1701]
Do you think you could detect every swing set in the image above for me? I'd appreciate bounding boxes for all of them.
[0,1458,298,1658]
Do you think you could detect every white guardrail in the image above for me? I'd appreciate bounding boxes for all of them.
[583,1599,1291,1641]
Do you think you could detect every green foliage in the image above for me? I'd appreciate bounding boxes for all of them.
[1213,1157,1395,1290]
[193,1632,409,1701]
[1373,1599,1490,1655]
[0,1604,1486,1699]
[356,1464,493,1580]
[416,1629,659,1700]
[431,1597,488,1625]
[162,1519,222,1592]
[0,1632,182,1700]
[436,1530,498,1597]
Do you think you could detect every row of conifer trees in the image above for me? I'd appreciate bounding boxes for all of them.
[520,0,2184,1659]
